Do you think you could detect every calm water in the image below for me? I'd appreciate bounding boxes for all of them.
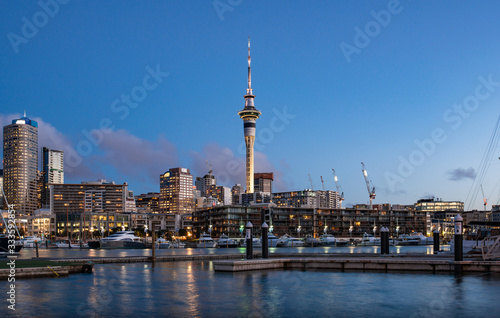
[16,245,450,260]
[2,260,500,317]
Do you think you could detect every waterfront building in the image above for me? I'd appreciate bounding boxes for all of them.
[231,184,244,205]
[493,205,500,222]
[135,192,160,213]
[272,190,317,208]
[415,198,464,235]
[50,179,130,238]
[27,208,56,238]
[195,173,217,198]
[193,206,427,239]
[216,186,232,205]
[238,38,261,194]
[254,172,273,193]
[0,169,3,208]
[2,114,38,215]
[316,190,341,209]
[41,147,64,208]
[241,191,272,206]
[159,167,194,214]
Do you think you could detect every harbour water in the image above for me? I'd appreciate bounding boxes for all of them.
[15,244,450,260]
[3,246,500,318]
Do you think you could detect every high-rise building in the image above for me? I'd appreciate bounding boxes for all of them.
[41,147,64,207]
[231,184,244,205]
[135,192,160,213]
[254,172,273,193]
[238,37,261,194]
[216,186,232,205]
[195,173,217,198]
[50,179,130,236]
[0,169,4,208]
[160,167,194,214]
[3,114,38,215]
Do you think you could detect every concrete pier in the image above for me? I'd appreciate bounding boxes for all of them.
[213,257,500,273]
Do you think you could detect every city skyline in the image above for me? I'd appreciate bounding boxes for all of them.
[2,1,500,209]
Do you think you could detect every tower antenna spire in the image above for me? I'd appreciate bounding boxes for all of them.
[247,36,251,90]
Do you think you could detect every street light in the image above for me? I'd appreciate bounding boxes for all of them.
[349,226,353,238]
[297,226,302,238]
[396,226,400,238]
[373,226,377,236]
[324,225,327,234]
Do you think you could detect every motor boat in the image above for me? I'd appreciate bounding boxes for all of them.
[55,240,89,248]
[156,238,173,249]
[0,234,23,255]
[394,234,420,246]
[408,232,433,245]
[304,235,321,247]
[171,239,186,248]
[359,233,381,246]
[21,235,43,248]
[100,231,146,249]
[319,234,337,246]
[197,233,216,248]
[278,234,304,247]
[216,234,239,248]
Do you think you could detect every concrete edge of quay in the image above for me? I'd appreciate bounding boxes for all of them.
[212,257,500,273]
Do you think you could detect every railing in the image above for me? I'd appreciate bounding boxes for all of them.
[481,235,500,260]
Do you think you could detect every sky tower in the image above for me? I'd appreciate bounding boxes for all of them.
[238,37,261,193]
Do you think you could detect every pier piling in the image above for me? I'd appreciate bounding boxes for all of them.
[246,222,253,260]
[262,222,269,259]
[433,230,440,254]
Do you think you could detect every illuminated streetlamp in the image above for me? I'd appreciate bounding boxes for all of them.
[396,226,400,238]
[324,225,327,234]
[373,226,377,236]
[349,226,353,238]
[297,226,302,238]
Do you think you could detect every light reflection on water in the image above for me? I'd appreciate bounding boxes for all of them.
[3,261,499,318]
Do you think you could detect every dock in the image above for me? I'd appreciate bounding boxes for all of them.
[0,259,94,279]
[213,255,500,273]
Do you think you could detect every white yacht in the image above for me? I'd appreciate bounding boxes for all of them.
[156,238,173,249]
[100,231,146,249]
[359,233,381,246]
[172,239,186,248]
[319,234,337,246]
[395,234,420,246]
[217,234,239,248]
[278,235,304,247]
[197,233,216,248]
[22,236,43,248]
[408,232,434,245]
[55,240,88,248]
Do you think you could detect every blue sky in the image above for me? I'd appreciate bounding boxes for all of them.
[1,0,500,210]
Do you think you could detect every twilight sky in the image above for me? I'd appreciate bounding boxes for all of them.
[1,1,500,210]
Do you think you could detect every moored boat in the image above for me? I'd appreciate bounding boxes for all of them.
[216,234,239,248]
[100,231,146,249]
[197,233,216,248]
[359,233,381,246]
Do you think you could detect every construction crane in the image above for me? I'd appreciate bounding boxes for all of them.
[332,168,345,202]
[361,162,376,209]
[205,160,213,176]
[481,184,487,211]
[308,174,314,191]
[320,176,325,191]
